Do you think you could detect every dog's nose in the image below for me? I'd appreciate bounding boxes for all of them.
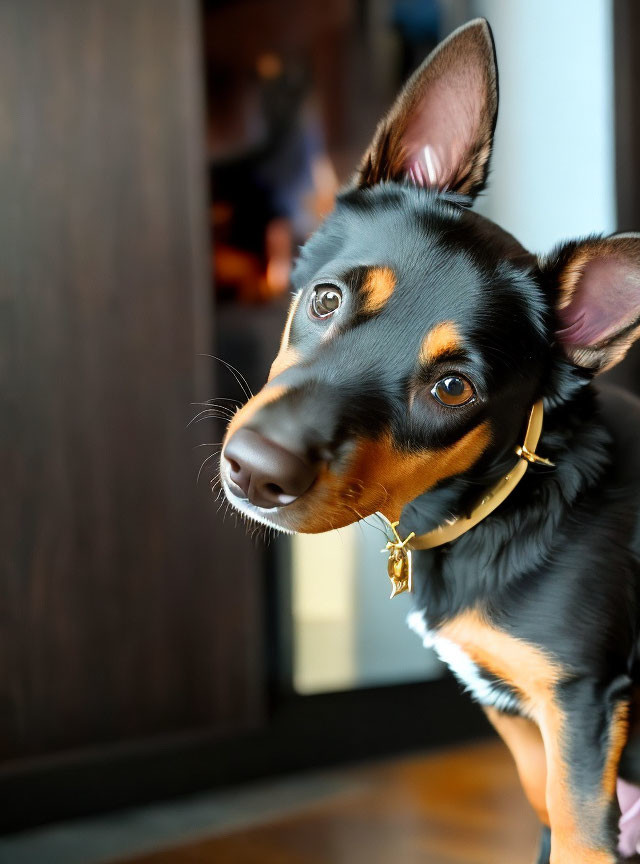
[223,428,318,508]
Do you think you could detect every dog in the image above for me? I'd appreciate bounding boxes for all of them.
[218,19,640,864]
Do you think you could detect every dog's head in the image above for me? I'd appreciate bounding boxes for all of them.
[219,19,640,535]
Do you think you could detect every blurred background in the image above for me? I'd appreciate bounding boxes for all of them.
[2,0,640,862]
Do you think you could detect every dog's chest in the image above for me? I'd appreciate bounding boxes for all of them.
[407,610,523,714]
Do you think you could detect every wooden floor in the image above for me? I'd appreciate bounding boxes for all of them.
[119,740,540,864]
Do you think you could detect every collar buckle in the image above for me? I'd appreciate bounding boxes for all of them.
[515,444,555,467]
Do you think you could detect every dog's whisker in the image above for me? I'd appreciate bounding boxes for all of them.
[344,504,390,540]
[222,501,231,525]
[334,526,346,549]
[198,353,253,400]
[370,511,396,538]
[191,416,231,429]
[201,397,243,406]
[190,402,236,415]
[191,416,233,429]
[197,450,221,484]
[374,481,390,499]
[187,408,235,427]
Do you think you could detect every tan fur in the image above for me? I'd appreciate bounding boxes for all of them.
[419,321,462,363]
[439,611,620,863]
[361,267,396,314]
[602,701,630,801]
[484,708,549,826]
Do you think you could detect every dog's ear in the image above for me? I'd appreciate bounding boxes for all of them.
[355,18,498,198]
[547,234,640,374]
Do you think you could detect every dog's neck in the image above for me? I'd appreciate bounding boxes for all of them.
[400,385,612,625]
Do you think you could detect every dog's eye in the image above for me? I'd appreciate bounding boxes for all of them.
[310,284,342,319]
[431,375,475,407]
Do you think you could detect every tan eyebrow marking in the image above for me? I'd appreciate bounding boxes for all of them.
[279,291,301,351]
[361,266,396,313]
[419,321,462,364]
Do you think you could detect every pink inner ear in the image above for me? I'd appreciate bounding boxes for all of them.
[403,69,486,190]
[557,256,640,347]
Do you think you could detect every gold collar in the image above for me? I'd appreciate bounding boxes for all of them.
[380,400,554,598]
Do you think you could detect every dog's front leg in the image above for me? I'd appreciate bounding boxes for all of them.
[539,676,631,864]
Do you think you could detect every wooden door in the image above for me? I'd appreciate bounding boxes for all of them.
[0,0,264,782]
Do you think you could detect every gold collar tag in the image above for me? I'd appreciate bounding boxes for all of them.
[379,400,553,598]
[382,521,415,598]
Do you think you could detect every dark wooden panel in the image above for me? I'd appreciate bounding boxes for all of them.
[0,0,264,762]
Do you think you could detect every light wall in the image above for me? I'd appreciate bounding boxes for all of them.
[472,0,616,251]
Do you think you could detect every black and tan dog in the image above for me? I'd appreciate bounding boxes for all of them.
[219,19,640,864]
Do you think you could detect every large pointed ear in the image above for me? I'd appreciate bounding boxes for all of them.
[355,18,498,198]
[547,233,640,374]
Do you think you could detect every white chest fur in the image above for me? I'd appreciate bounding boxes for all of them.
[407,609,521,715]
